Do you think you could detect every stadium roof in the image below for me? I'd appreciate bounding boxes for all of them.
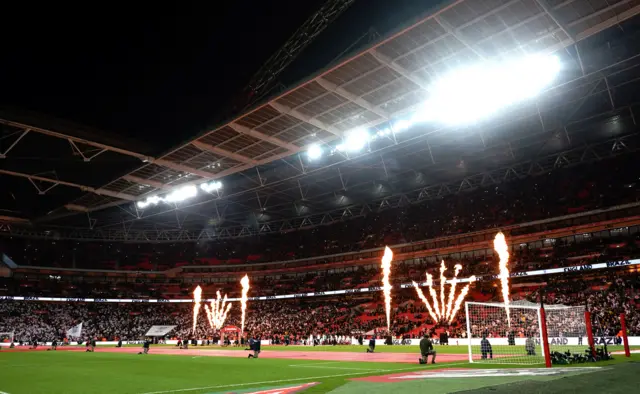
[2,0,640,242]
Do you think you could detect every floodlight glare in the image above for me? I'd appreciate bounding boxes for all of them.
[393,119,412,133]
[200,181,223,193]
[307,144,323,160]
[418,54,561,126]
[343,128,369,152]
[165,185,197,203]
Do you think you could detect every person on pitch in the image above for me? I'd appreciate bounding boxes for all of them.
[366,336,376,353]
[248,335,261,359]
[480,334,493,360]
[525,333,536,356]
[419,334,436,364]
[138,338,151,355]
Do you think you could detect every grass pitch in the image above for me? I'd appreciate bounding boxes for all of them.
[0,346,637,394]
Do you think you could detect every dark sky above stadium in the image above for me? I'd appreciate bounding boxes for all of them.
[0,0,442,155]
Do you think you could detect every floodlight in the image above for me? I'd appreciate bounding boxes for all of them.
[343,128,369,152]
[307,144,323,160]
[200,181,223,193]
[417,54,561,126]
[165,185,197,203]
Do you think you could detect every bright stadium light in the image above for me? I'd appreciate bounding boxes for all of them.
[417,54,561,126]
[340,128,369,152]
[165,185,197,203]
[137,195,161,209]
[136,184,200,209]
[307,144,323,160]
[200,181,222,193]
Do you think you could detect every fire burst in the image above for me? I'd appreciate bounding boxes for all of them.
[240,275,250,338]
[494,231,511,327]
[204,290,233,330]
[412,263,476,324]
[192,285,202,333]
[381,246,393,332]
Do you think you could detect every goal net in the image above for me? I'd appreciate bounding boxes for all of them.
[0,332,14,347]
[465,301,545,365]
[465,301,587,365]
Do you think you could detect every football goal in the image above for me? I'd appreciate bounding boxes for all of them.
[465,301,587,366]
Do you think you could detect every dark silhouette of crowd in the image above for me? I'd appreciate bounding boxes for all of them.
[1,154,638,271]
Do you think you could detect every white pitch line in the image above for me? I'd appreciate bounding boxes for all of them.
[137,362,468,394]
[287,361,349,367]
[289,365,383,371]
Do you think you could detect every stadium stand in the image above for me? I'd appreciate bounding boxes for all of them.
[1,154,638,271]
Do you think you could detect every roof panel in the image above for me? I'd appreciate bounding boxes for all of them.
[253,147,289,161]
[218,134,262,153]
[235,105,281,130]
[274,81,328,109]
[184,150,240,169]
[198,126,241,146]
[14,0,639,224]
[341,66,400,97]
[376,18,446,60]
[255,114,301,137]
[316,101,366,125]
[297,93,348,118]
[275,123,324,143]
[322,52,383,85]
[240,141,281,157]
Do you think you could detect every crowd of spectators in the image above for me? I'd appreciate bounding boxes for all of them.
[2,231,638,301]
[1,270,638,345]
[1,154,638,271]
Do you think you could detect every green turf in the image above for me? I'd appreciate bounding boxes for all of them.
[460,361,640,394]
[0,351,637,394]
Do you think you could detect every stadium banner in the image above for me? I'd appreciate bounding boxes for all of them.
[144,325,177,336]
[0,258,638,303]
[2,337,640,347]
[349,337,640,347]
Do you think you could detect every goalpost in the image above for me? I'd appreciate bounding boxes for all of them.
[0,332,14,347]
[465,301,587,366]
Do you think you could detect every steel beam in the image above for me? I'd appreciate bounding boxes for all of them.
[0,118,153,162]
[369,49,430,91]
[191,141,258,165]
[226,123,299,151]
[122,175,173,190]
[0,169,137,201]
[269,102,342,136]
[316,77,390,119]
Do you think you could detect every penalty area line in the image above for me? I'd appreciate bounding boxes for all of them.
[137,362,468,394]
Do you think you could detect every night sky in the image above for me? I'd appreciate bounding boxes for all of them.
[0,0,441,155]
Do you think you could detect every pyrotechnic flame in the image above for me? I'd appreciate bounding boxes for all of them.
[204,290,233,330]
[445,264,462,321]
[439,261,447,319]
[493,232,511,327]
[414,263,474,324]
[240,274,250,338]
[412,281,439,323]
[192,285,202,333]
[426,273,442,320]
[448,276,476,324]
[381,246,393,332]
